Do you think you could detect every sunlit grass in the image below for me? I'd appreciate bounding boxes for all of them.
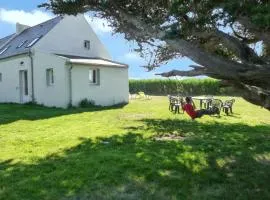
[0,96,270,200]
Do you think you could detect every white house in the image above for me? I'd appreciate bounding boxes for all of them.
[0,15,129,108]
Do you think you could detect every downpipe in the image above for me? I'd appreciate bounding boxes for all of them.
[69,64,73,107]
[28,50,35,103]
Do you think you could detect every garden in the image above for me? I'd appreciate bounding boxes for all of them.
[0,95,270,199]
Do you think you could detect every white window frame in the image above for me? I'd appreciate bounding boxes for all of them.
[17,40,28,48]
[84,40,90,50]
[89,69,100,85]
[27,37,41,48]
[46,68,54,86]
[0,46,9,55]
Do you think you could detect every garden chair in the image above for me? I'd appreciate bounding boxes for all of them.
[137,92,151,100]
[137,91,145,98]
[168,95,174,111]
[208,99,223,116]
[223,99,235,115]
[129,93,137,100]
[168,95,183,114]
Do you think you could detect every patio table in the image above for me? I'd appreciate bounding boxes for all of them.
[192,96,214,109]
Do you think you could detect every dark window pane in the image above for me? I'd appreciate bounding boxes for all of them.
[24,71,28,95]
[93,70,96,83]
[51,69,54,84]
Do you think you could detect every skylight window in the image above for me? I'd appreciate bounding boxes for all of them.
[26,37,42,48]
[17,40,28,48]
[0,46,9,55]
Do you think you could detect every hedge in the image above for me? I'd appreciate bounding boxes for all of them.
[129,78,236,96]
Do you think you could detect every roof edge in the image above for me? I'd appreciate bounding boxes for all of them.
[0,34,17,50]
[55,53,128,68]
[66,59,128,69]
[0,52,29,60]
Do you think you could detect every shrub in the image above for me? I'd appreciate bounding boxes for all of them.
[79,99,95,108]
[129,78,237,96]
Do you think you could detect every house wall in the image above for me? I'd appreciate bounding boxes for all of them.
[0,53,129,108]
[71,64,129,106]
[0,54,31,103]
[33,51,69,108]
[34,15,111,60]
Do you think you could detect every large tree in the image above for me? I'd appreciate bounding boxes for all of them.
[40,0,270,110]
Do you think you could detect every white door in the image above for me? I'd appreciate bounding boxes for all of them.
[19,70,30,103]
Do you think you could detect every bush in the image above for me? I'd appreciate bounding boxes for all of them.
[79,99,95,108]
[129,78,237,96]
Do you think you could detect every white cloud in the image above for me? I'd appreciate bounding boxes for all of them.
[0,8,113,34]
[84,15,112,34]
[0,8,53,26]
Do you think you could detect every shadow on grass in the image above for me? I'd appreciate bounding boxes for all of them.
[0,103,126,125]
[1,120,270,200]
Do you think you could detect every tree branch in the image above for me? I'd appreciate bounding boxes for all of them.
[214,30,264,64]
[189,65,204,69]
[237,16,270,46]
[164,39,241,76]
[156,67,207,77]
[240,84,270,110]
[192,29,264,64]
[219,80,270,110]
[165,38,270,89]
[115,12,270,89]
[230,24,258,44]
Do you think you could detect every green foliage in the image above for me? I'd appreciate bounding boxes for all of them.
[129,78,234,96]
[0,97,270,199]
[79,98,95,108]
[223,1,270,28]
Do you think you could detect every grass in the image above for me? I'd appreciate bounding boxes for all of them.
[0,97,270,200]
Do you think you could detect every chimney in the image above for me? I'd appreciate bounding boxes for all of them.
[16,23,30,34]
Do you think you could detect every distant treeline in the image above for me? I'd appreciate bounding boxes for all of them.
[129,78,237,96]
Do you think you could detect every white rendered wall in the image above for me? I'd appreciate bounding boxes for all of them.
[0,55,31,103]
[33,51,69,108]
[71,64,129,106]
[34,15,111,60]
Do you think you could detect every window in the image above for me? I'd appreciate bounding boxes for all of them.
[0,73,2,82]
[17,40,28,48]
[26,37,41,48]
[84,40,90,50]
[46,68,54,86]
[0,46,9,55]
[23,71,28,95]
[89,69,100,84]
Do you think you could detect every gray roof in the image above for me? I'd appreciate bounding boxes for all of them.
[0,16,63,59]
[56,54,128,68]
[0,34,15,47]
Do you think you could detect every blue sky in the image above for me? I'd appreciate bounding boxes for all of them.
[0,0,196,79]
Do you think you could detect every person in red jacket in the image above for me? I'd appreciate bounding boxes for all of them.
[181,96,219,119]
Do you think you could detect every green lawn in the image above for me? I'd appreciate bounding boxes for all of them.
[0,97,270,200]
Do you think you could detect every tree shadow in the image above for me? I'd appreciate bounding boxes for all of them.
[0,103,126,125]
[1,119,270,199]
